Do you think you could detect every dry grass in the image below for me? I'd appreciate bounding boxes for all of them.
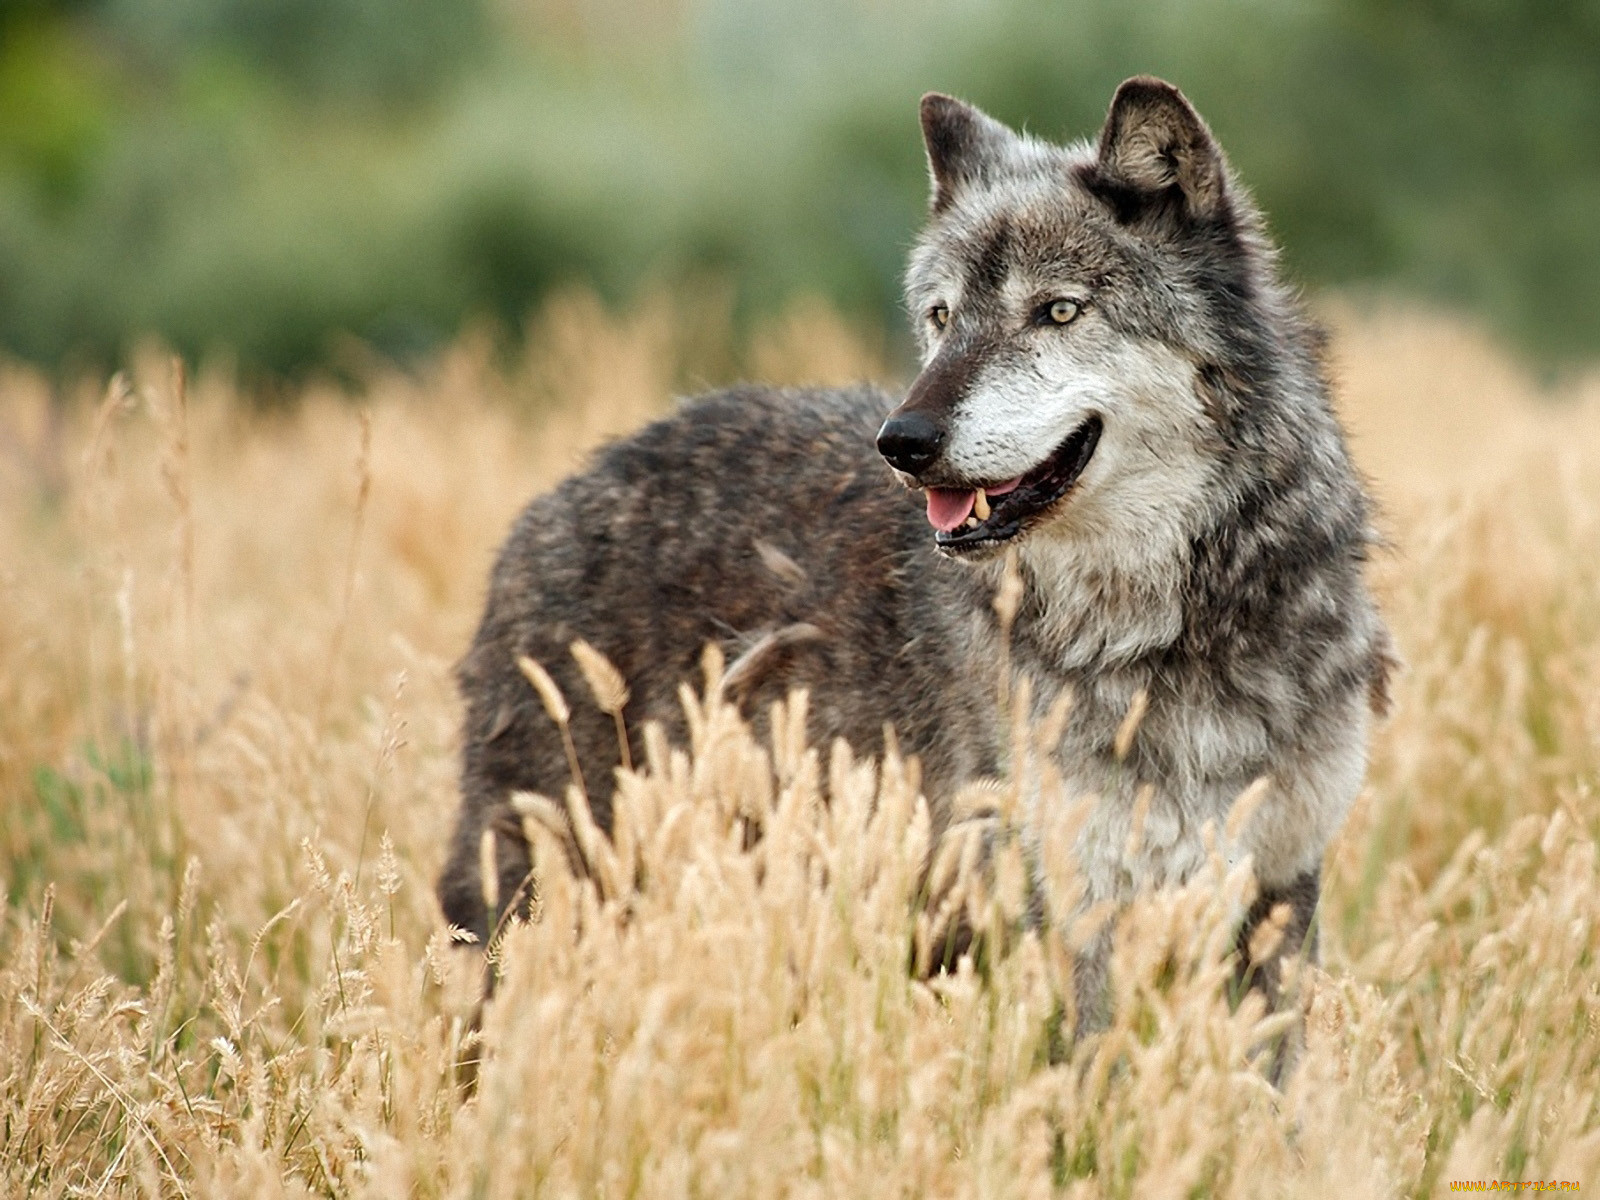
[2,290,1599,1197]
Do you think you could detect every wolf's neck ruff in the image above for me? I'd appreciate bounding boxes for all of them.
[439,78,1391,1046]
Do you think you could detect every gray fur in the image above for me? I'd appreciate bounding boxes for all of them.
[438,77,1392,1019]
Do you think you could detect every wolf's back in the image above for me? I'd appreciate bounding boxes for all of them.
[438,383,999,941]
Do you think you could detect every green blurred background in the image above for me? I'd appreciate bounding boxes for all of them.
[2,0,1596,381]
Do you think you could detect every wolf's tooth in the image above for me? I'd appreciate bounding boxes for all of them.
[974,488,990,520]
[965,516,979,528]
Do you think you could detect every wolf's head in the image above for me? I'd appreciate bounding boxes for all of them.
[880,77,1320,567]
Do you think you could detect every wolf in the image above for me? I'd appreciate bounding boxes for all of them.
[437,77,1392,1026]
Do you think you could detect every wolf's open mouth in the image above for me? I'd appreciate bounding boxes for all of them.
[926,416,1103,552]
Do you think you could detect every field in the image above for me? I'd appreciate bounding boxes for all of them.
[2,293,1598,1197]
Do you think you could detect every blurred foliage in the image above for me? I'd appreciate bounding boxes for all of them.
[0,0,1596,380]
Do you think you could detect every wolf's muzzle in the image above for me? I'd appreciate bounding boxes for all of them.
[876,411,944,475]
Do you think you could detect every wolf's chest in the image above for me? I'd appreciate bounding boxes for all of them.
[1029,678,1279,903]
[1022,669,1368,907]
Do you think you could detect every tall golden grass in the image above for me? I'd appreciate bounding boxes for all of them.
[2,291,1598,1196]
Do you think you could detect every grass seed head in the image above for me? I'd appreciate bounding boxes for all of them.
[570,638,630,714]
[517,654,571,725]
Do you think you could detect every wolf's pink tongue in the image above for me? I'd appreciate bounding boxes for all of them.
[926,488,976,532]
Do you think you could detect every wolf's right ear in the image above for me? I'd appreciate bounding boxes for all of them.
[1092,77,1229,224]
[920,93,1016,214]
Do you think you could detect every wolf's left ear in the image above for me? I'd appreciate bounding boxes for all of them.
[1093,77,1228,223]
[921,93,1017,214]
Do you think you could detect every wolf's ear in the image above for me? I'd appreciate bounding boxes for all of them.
[920,93,1016,214]
[1093,77,1227,223]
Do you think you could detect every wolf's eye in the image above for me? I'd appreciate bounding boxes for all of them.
[1045,298,1082,326]
[929,304,950,330]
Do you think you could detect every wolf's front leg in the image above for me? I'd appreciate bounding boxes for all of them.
[1233,867,1321,1083]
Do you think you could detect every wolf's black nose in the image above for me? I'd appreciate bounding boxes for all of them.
[877,412,944,475]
